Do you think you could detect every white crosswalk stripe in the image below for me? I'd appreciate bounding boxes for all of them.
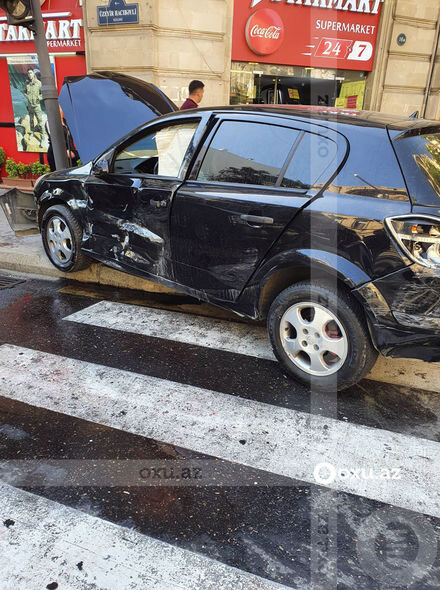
[0,482,287,590]
[65,300,276,360]
[64,300,440,392]
[0,344,439,518]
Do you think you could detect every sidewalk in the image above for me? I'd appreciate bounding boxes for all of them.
[0,205,174,294]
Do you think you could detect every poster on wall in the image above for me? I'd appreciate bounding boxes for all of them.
[7,55,55,153]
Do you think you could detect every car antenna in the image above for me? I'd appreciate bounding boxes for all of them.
[354,173,379,190]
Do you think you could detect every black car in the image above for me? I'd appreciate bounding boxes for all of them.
[34,72,440,392]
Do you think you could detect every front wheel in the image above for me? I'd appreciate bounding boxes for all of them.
[268,281,378,392]
[41,204,90,272]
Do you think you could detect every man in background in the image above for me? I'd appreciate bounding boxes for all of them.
[180,80,205,110]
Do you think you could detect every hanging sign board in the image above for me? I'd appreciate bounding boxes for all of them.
[232,0,384,71]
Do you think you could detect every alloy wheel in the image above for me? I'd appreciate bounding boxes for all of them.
[46,216,74,266]
[280,301,348,377]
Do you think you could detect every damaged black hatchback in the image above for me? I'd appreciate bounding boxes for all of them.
[34,73,440,391]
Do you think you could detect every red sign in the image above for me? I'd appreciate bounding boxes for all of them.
[245,9,284,56]
[0,0,84,54]
[232,0,384,71]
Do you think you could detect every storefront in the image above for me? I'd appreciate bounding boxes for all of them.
[231,0,384,108]
[0,0,86,166]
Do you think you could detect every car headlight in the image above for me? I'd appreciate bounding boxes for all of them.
[386,215,440,269]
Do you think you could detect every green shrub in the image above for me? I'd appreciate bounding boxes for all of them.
[5,157,18,177]
[0,147,5,168]
[31,161,50,176]
[16,162,27,177]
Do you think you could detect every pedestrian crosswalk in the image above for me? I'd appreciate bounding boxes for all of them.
[1,343,439,518]
[0,483,286,590]
[0,296,439,588]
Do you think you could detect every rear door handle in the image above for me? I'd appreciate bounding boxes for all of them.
[240,214,274,225]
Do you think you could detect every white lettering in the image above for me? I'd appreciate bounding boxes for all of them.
[357,0,371,12]
[250,24,282,39]
[371,0,383,14]
[343,0,359,11]
[58,20,72,40]
[5,26,17,41]
[45,20,57,40]
[71,19,82,39]
[18,26,31,41]
[0,18,82,44]
[0,23,8,42]
[249,0,382,13]
[315,19,376,35]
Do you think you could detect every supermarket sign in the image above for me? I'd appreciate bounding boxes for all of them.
[0,0,84,53]
[233,0,384,71]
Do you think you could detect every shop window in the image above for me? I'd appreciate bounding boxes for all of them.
[198,121,299,187]
[281,132,338,190]
[114,121,199,177]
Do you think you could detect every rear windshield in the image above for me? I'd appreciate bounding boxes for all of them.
[393,131,440,206]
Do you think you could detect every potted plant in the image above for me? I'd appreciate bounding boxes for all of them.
[2,157,49,189]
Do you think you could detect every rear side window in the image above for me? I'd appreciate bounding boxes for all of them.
[197,120,299,187]
[393,132,440,206]
[281,132,338,190]
[328,126,408,201]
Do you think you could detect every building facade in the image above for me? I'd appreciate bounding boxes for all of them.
[84,0,439,116]
[1,0,439,168]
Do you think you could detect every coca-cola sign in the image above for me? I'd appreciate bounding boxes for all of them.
[234,0,383,70]
[245,9,284,55]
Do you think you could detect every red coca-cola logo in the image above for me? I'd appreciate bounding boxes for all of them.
[245,8,284,56]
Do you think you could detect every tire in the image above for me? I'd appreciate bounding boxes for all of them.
[268,281,378,392]
[41,204,90,272]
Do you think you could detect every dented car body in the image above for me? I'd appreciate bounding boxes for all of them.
[32,72,440,391]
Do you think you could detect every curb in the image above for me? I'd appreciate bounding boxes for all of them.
[0,239,176,295]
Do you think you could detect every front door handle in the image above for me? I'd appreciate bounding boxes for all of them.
[240,214,274,225]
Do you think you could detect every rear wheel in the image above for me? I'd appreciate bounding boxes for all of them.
[41,204,90,272]
[268,281,378,391]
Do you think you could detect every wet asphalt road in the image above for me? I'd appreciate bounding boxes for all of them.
[0,274,439,589]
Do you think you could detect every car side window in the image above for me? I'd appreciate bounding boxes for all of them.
[197,120,299,187]
[281,132,338,190]
[113,121,199,177]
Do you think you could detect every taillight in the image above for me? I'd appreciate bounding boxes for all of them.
[386,215,440,269]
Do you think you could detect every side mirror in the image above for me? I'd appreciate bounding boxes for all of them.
[93,159,109,176]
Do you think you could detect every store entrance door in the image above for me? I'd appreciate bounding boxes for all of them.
[257,75,339,106]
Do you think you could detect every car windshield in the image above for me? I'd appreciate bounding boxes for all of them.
[393,131,440,205]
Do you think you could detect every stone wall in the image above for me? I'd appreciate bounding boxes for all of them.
[83,0,233,107]
[367,0,440,118]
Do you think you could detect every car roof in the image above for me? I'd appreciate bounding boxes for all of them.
[172,104,440,134]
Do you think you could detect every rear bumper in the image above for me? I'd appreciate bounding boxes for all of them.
[355,265,440,361]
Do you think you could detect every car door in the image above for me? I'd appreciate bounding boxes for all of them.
[170,114,345,303]
[85,116,202,278]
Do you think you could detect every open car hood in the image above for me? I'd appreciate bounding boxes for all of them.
[59,71,178,164]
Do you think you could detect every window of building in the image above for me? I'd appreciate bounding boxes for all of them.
[198,120,299,187]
